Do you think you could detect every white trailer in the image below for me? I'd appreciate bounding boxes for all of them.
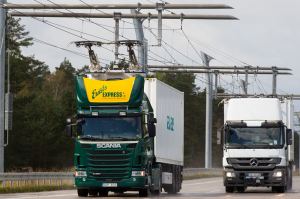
[144,78,184,192]
[222,97,294,193]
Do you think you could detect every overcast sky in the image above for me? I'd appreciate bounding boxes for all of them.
[8,0,300,113]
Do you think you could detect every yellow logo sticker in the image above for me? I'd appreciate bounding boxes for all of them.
[83,77,136,103]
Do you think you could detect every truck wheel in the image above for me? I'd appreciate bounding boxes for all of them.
[237,186,245,193]
[99,190,109,197]
[77,189,88,197]
[139,188,150,197]
[225,186,234,193]
[88,190,98,196]
[272,186,285,193]
[287,165,293,190]
[164,165,181,194]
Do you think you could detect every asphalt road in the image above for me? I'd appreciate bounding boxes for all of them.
[1,176,300,199]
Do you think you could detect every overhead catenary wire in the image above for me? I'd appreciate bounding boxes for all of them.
[10,9,118,55]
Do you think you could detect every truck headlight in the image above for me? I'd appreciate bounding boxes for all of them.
[226,171,235,178]
[75,171,87,177]
[132,170,145,177]
[273,171,282,177]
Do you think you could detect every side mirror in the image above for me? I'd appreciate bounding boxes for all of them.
[287,128,293,145]
[148,123,156,138]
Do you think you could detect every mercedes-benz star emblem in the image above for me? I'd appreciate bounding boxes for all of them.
[250,158,258,167]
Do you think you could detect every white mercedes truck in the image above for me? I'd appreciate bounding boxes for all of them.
[220,98,294,193]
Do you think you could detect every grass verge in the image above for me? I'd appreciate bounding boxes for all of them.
[0,184,75,194]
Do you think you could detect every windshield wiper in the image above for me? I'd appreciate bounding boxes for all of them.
[108,136,132,141]
[80,135,103,141]
[226,143,251,148]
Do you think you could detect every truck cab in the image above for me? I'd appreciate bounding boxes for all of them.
[221,98,294,193]
[66,72,184,197]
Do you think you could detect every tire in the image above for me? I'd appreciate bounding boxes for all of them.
[164,165,181,194]
[77,189,88,197]
[139,188,150,197]
[151,166,162,196]
[287,165,293,190]
[237,186,245,193]
[88,190,98,196]
[99,190,109,197]
[225,186,234,193]
[272,186,285,193]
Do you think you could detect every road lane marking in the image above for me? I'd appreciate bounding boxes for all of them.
[0,193,77,199]
[184,180,221,186]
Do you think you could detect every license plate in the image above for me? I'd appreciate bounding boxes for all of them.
[247,173,261,178]
[102,183,117,187]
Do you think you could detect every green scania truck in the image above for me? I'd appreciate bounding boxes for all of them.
[66,72,184,197]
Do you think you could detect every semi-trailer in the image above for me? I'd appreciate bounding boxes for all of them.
[66,72,184,197]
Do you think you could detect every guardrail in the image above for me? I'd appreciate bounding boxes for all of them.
[0,172,74,188]
[0,168,223,188]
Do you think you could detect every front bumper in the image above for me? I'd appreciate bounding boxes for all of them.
[223,167,286,187]
[75,176,147,190]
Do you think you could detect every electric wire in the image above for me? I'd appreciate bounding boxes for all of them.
[31,37,110,65]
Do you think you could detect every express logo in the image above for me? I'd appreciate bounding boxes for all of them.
[92,85,125,99]
[97,143,121,148]
[92,85,107,99]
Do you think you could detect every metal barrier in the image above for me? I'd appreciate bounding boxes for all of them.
[0,168,223,188]
[0,172,74,188]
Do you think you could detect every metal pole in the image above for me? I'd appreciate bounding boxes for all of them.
[147,65,291,71]
[9,12,238,20]
[114,13,121,62]
[214,71,218,99]
[245,66,249,95]
[131,9,147,71]
[156,3,164,46]
[201,52,213,169]
[148,69,291,75]
[2,3,234,10]
[0,0,6,173]
[272,66,277,95]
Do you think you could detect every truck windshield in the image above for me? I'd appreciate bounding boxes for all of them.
[225,127,284,148]
[79,117,142,140]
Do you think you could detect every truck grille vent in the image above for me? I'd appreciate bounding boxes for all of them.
[86,149,132,181]
[227,158,281,170]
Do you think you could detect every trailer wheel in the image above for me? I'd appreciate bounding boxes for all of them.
[237,186,245,193]
[139,188,150,197]
[225,186,234,193]
[77,189,88,197]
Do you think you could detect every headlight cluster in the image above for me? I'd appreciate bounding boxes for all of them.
[132,170,145,177]
[273,170,283,177]
[75,170,87,177]
[226,171,236,178]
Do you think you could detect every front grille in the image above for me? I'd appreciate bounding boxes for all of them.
[86,149,132,181]
[227,158,281,170]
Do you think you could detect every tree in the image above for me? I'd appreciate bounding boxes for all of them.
[4,18,76,170]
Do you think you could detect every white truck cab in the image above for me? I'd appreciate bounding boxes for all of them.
[221,98,294,193]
